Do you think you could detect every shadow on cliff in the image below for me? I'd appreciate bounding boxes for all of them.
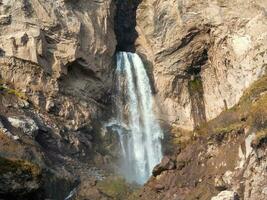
[114,0,141,52]
[113,0,157,92]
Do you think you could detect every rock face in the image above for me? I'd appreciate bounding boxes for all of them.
[130,75,267,200]
[135,0,267,130]
[0,0,267,199]
[8,116,39,137]
[131,126,267,200]
[0,0,117,199]
[0,157,42,199]
[152,156,176,176]
[0,0,116,130]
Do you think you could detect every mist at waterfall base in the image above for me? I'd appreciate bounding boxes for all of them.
[107,52,164,185]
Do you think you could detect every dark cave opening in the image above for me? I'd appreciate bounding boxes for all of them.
[186,49,208,76]
[114,0,141,52]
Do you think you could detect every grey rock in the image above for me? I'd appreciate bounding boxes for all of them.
[8,116,39,137]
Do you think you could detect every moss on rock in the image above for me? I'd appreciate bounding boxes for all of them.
[0,157,41,176]
[97,176,136,200]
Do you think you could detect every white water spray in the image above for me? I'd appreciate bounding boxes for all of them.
[113,52,163,184]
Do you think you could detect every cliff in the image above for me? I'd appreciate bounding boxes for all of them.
[129,75,267,200]
[135,0,267,130]
[0,0,266,199]
[0,0,117,199]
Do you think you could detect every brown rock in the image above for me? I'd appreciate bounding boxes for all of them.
[154,184,165,192]
[152,156,176,176]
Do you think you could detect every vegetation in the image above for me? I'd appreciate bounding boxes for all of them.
[170,126,194,148]
[188,77,203,93]
[0,156,41,177]
[193,75,267,146]
[97,176,136,200]
[252,129,267,148]
[0,81,27,100]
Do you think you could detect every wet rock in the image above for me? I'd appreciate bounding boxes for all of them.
[152,156,176,176]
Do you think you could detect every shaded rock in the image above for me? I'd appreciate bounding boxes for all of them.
[152,156,176,176]
[0,15,11,25]
[176,160,186,170]
[67,131,93,156]
[0,157,42,199]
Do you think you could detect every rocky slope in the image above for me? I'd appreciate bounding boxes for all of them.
[129,75,267,200]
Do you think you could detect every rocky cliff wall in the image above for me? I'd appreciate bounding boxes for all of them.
[0,1,117,199]
[0,0,267,199]
[135,0,267,130]
[0,0,116,130]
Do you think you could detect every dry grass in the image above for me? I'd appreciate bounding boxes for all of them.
[97,176,136,200]
[248,95,267,130]
[194,75,267,145]
[170,126,195,148]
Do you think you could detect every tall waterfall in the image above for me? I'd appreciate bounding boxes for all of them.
[113,52,163,184]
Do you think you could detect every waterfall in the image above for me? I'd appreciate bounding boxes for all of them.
[113,52,163,184]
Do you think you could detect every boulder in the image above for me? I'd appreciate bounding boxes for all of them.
[8,116,39,137]
[211,191,239,200]
[152,156,176,176]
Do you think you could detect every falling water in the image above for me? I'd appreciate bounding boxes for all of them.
[113,52,163,184]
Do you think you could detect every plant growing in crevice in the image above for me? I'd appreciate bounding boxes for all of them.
[0,80,27,100]
[188,77,203,93]
[188,76,207,127]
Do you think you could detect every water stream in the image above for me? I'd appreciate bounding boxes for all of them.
[112,52,163,184]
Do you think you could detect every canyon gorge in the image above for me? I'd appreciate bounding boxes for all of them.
[0,0,267,200]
